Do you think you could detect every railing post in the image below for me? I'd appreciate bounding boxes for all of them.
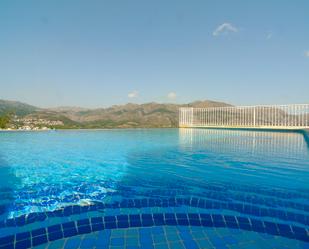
[179,108,182,126]
[253,107,256,127]
[191,107,194,127]
[272,106,274,127]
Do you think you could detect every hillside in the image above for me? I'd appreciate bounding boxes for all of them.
[0,100,39,116]
[0,99,231,128]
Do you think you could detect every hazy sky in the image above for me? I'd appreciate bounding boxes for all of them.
[1,0,309,108]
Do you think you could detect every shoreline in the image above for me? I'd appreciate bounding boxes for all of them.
[0,127,177,132]
[0,127,308,134]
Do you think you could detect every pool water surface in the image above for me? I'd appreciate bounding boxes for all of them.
[0,129,308,249]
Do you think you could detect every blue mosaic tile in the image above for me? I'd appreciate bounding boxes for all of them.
[48,231,64,241]
[91,222,104,232]
[237,216,252,231]
[153,234,166,244]
[62,221,76,230]
[151,227,164,234]
[212,214,225,227]
[104,216,116,223]
[91,217,103,224]
[48,224,62,233]
[209,236,227,248]
[32,234,48,247]
[111,237,125,246]
[15,216,26,226]
[292,226,309,242]
[15,238,31,249]
[64,237,81,249]
[31,228,46,237]
[63,227,78,238]
[177,213,189,226]
[0,235,14,246]
[200,214,213,227]
[182,238,199,249]
[224,215,238,229]
[80,237,96,248]
[16,232,30,242]
[153,214,165,226]
[221,235,238,244]
[0,243,14,249]
[139,230,152,245]
[77,219,90,227]
[130,217,142,227]
[250,218,265,233]
[164,213,177,225]
[263,221,279,235]
[77,224,92,234]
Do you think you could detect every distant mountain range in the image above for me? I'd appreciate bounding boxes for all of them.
[0,99,232,128]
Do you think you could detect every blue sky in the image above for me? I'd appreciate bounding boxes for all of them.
[0,0,308,108]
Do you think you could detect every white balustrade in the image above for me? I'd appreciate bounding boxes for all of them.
[179,104,309,129]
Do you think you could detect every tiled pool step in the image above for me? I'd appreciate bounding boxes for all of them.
[2,179,308,215]
[34,226,309,249]
[0,212,308,249]
[1,197,308,229]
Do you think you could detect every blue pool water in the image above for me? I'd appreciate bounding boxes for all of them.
[0,128,308,249]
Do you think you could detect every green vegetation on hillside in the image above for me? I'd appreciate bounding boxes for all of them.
[0,114,10,129]
[0,100,38,116]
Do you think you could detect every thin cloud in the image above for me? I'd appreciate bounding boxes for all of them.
[128,90,139,98]
[167,92,177,100]
[305,51,309,57]
[213,22,238,36]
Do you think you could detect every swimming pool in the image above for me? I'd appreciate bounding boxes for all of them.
[0,129,308,249]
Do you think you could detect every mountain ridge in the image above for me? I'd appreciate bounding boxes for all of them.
[0,99,232,128]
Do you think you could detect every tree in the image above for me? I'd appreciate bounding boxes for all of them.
[0,114,10,129]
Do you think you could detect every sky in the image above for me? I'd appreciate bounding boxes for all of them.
[0,0,309,108]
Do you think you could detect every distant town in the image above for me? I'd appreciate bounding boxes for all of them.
[11,117,63,130]
[0,116,63,130]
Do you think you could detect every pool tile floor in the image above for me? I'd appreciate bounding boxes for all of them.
[32,226,308,249]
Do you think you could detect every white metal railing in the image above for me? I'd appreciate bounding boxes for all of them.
[179,104,309,129]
